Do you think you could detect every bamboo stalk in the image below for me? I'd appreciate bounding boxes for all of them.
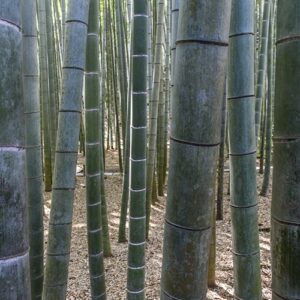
[0,1,31,298]
[126,0,148,297]
[161,1,231,298]
[271,1,300,298]
[23,0,44,298]
[228,0,262,298]
[42,1,90,298]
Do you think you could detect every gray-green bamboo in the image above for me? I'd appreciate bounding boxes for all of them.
[46,0,58,168]
[42,1,89,298]
[0,1,31,298]
[84,0,107,298]
[38,0,52,192]
[271,1,300,298]
[146,0,164,235]
[228,0,262,298]
[260,0,274,197]
[255,0,271,141]
[160,1,231,298]
[170,0,179,100]
[127,0,148,298]
[23,0,44,298]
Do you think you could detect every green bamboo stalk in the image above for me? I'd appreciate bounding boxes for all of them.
[170,0,179,89]
[0,1,31,298]
[84,0,107,297]
[271,1,300,299]
[118,59,132,243]
[152,0,157,47]
[118,97,131,243]
[259,91,266,174]
[152,172,158,204]
[161,1,231,298]
[42,1,90,298]
[228,0,262,298]
[255,0,271,141]
[157,7,170,196]
[255,0,262,84]
[106,90,111,150]
[99,3,107,168]
[163,94,168,186]
[46,0,58,168]
[127,0,132,24]
[260,1,274,197]
[146,0,165,236]
[98,0,112,259]
[100,164,112,257]
[53,1,62,65]
[116,0,129,144]
[52,1,63,111]
[106,0,123,172]
[126,0,148,297]
[52,1,63,113]
[157,75,165,196]
[162,2,170,186]
[61,0,65,53]
[23,0,44,298]
[38,0,52,192]
[79,117,86,156]
[208,205,216,288]
[118,2,132,242]
[216,85,227,221]
[147,3,153,100]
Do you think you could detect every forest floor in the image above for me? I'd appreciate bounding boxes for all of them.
[44,150,272,300]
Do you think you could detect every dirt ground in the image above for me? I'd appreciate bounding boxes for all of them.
[44,150,272,299]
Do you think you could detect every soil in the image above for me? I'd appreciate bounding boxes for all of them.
[43,150,272,299]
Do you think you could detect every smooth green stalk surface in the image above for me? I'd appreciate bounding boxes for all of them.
[146,0,165,237]
[42,1,89,299]
[157,76,165,196]
[216,86,227,221]
[160,1,231,298]
[84,0,107,298]
[23,0,44,298]
[271,1,300,298]
[118,95,131,243]
[38,0,52,191]
[126,0,148,298]
[0,1,31,298]
[46,0,58,168]
[228,1,262,298]
[260,1,274,197]
[255,0,271,141]
[170,0,179,113]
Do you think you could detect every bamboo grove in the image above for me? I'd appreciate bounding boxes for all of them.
[0,0,299,299]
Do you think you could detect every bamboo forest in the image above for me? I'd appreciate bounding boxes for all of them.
[1,0,300,299]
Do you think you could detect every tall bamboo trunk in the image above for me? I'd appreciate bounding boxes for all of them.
[42,1,89,298]
[84,0,107,298]
[146,0,165,236]
[216,85,227,221]
[23,0,44,298]
[46,0,58,169]
[160,1,231,298]
[260,1,274,197]
[255,0,271,141]
[38,0,53,191]
[126,0,148,298]
[170,0,179,109]
[157,74,166,196]
[228,0,262,298]
[116,0,129,145]
[271,1,300,299]
[0,1,31,298]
